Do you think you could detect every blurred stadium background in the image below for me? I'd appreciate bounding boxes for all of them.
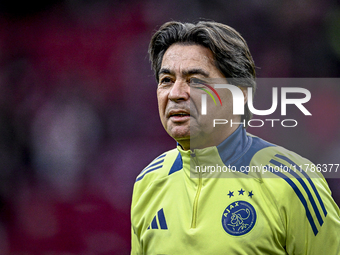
[0,0,339,254]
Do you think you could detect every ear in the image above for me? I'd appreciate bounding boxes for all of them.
[239,86,248,105]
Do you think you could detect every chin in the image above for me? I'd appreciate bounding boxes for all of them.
[166,126,189,137]
[171,133,190,140]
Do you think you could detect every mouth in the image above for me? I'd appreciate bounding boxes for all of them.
[168,110,191,122]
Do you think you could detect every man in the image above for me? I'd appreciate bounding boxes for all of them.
[131,21,340,254]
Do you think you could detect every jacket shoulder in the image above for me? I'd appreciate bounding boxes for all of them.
[135,148,182,183]
[246,133,314,169]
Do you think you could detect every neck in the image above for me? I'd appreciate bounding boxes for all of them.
[177,124,241,151]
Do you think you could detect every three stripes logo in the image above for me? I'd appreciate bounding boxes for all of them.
[147,208,168,230]
[268,154,327,236]
[136,154,166,182]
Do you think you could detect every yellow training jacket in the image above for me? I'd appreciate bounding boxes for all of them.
[131,126,340,254]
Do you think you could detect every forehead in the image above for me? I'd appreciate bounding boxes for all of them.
[161,44,215,71]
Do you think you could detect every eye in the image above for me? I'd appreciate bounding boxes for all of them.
[160,77,172,84]
[189,77,206,88]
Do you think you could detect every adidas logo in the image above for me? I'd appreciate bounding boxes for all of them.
[147,208,168,230]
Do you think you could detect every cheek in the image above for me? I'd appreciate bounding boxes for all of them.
[157,90,166,107]
[189,90,203,115]
[157,90,168,119]
[215,90,234,117]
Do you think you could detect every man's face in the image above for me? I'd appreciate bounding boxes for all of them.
[157,43,245,150]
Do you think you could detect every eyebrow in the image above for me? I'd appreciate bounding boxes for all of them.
[158,68,210,78]
[158,68,172,77]
[183,68,210,77]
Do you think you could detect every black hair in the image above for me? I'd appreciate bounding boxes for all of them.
[149,21,257,126]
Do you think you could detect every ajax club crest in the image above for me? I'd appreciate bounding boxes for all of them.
[221,201,256,236]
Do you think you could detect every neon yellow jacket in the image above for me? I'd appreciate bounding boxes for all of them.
[131,126,340,254]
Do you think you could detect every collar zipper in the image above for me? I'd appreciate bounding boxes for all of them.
[190,152,202,228]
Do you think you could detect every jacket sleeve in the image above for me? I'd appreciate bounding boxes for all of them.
[131,225,142,255]
[131,179,143,255]
[284,175,340,255]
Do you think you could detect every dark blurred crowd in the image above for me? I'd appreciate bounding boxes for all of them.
[0,0,339,254]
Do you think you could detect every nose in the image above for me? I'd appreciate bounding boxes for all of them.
[168,80,190,102]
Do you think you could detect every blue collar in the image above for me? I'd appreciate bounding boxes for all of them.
[216,125,252,166]
[172,125,274,176]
